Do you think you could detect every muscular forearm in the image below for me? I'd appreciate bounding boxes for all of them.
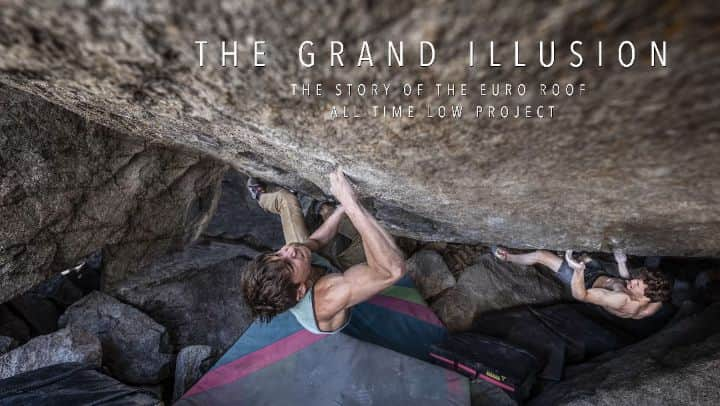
[344,201,405,279]
[614,249,630,279]
[308,206,346,249]
[617,260,630,279]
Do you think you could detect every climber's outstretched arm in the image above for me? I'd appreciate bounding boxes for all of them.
[306,206,346,251]
[314,169,406,320]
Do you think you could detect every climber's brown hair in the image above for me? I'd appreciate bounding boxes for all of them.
[241,252,300,322]
[638,267,672,302]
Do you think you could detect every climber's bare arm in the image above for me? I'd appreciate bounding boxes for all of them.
[305,205,346,251]
[633,302,662,319]
[614,249,631,279]
[568,250,633,310]
[314,169,406,321]
[569,251,662,318]
[574,282,633,311]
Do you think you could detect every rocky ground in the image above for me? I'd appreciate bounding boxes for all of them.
[1,169,719,404]
[0,170,266,402]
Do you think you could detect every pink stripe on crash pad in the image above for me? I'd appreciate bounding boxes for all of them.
[367,295,444,327]
[430,353,515,392]
[183,329,326,398]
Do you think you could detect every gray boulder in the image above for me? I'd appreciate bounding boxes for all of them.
[431,287,478,333]
[461,255,568,313]
[203,169,286,250]
[407,250,456,300]
[173,345,214,402]
[531,303,720,405]
[0,84,226,303]
[112,240,259,353]
[431,254,566,331]
[1,1,719,256]
[58,291,173,385]
[0,327,101,379]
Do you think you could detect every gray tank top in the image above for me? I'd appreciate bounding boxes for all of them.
[289,253,350,334]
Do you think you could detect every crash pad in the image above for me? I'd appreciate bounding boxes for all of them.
[178,275,469,405]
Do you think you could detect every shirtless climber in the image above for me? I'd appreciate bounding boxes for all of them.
[241,168,406,333]
[493,247,671,319]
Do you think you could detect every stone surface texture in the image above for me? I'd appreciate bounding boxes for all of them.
[406,249,456,300]
[0,327,102,380]
[0,84,226,302]
[0,0,718,260]
[58,291,173,385]
[112,240,259,354]
[432,254,567,331]
[173,345,214,402]
[203,169,286,250]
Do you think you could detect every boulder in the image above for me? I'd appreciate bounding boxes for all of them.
[173,345,214,402]
[1,1,719,256]
[0,327,101,379]
[431,254,566,331]
[461,255,567,313]
[530,303,720,405]
[0,336,17,355]
[406,250,456,300]
[58,291,173,385]
[0,84,226,302]
[203,169,286,250]
[112,240,259,353]
[431,287,477,333]
[430,243,484,277]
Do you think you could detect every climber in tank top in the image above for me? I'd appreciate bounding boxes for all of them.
[241,168,406,334]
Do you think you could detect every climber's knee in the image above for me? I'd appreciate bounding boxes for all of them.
[276,189,300,209]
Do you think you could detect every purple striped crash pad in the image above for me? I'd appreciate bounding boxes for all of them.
[177,275,470,405]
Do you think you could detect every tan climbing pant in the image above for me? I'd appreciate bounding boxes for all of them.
[258,189,366,268]
[258,189,309,244]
